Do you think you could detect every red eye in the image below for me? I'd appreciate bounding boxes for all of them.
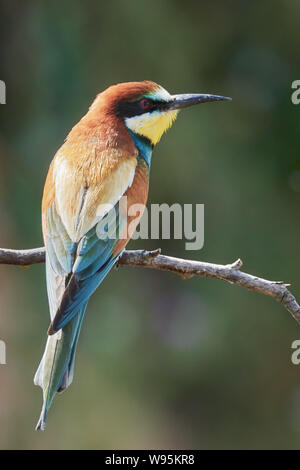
[140,98,151,110]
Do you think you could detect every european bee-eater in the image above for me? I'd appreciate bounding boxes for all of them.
[34,81,230,430]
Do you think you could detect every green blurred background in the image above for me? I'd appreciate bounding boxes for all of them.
[0,0,300,449]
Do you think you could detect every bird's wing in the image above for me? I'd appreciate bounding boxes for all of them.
[42,146,141,334]
[41,161,76,319]
[45,202,77,318]
[47,203,126,334]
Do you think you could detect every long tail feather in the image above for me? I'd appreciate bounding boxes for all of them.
[34,301,88,430]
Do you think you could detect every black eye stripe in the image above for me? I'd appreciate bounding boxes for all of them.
[116,99,168,118]
[116,100,154,118]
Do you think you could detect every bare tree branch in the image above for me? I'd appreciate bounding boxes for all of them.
[0,247,45,265]
[0,246,300,325]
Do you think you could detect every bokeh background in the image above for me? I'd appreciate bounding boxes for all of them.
[0,0,300,449]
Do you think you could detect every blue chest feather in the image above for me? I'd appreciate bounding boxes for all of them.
[128,130,153,167]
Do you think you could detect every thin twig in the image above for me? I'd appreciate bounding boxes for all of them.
[0,246,299,325]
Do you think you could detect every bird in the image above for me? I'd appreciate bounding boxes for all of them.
[34,80,231,430]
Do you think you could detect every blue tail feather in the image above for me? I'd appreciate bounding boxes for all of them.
[35,302,88,430]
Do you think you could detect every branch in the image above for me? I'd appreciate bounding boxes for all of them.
[0,247,45,265]
[0,246,300,325]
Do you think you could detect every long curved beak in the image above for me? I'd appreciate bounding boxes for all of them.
[167,93,232,110]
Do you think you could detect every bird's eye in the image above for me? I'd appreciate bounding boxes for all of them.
[140,98,151,110]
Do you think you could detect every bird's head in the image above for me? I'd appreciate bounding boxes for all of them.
[89,81,231,147]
